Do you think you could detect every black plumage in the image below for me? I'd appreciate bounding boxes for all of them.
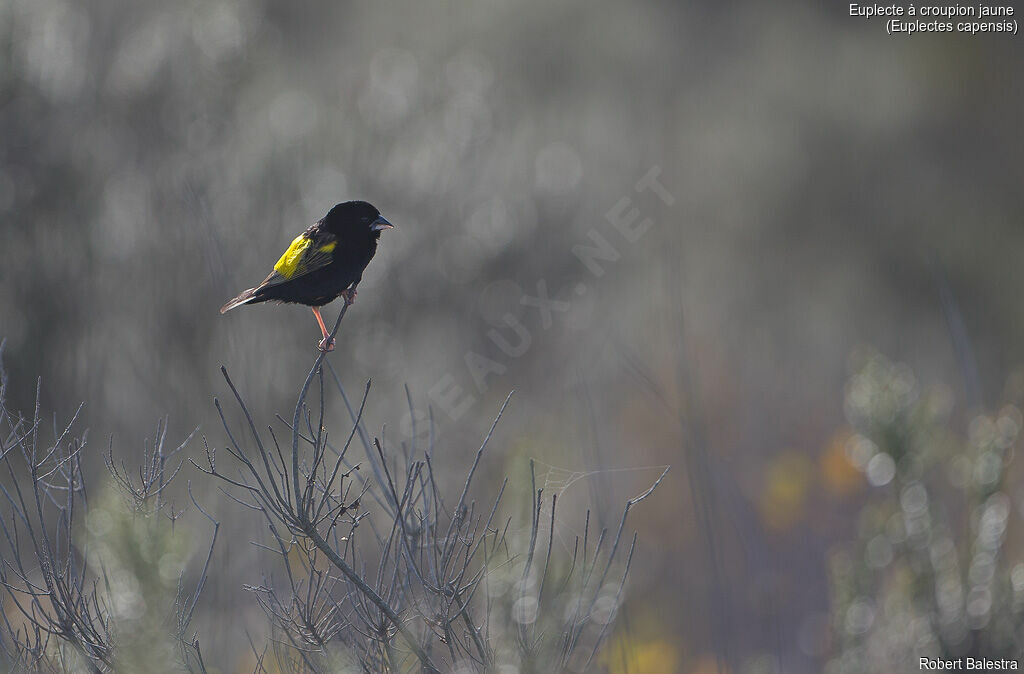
[220,201,393,350]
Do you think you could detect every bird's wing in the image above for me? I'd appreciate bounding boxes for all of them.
[256,230,338,289]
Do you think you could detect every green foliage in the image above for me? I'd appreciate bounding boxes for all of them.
[84,488,190,674]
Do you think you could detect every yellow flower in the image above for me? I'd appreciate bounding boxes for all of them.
[606,636,680,674]
[759,451,812,531]
[820,429,863,497]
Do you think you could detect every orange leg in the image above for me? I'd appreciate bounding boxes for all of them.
[311,307,335,352]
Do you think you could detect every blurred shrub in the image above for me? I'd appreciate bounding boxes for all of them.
[827,350,1024,672]
[83,488,194,674]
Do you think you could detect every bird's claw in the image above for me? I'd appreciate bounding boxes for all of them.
[342,288,357,306]
[318,336,336,352]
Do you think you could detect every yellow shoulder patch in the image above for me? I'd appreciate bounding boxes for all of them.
[318,241,337,253]
[274,234,312,279]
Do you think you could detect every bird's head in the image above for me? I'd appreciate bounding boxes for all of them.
[323,201,394,240]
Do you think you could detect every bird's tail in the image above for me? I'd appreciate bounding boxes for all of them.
[220,288,259,314]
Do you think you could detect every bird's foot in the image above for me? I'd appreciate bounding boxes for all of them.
[342,288,357,306]
[318,336,336,352]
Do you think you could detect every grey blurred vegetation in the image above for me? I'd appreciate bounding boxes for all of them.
[2,0,1024,671]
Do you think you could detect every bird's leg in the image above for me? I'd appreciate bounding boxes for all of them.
[341,286,357,306]
[312,307,335,352]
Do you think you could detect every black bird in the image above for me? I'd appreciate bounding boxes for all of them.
[220,201,394,351]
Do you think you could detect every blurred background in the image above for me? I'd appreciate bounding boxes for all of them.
[2,0,1024,671]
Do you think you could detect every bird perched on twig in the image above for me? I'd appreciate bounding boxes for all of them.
[220,201,394,351]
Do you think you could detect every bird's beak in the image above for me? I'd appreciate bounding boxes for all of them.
[371,216,394,232]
